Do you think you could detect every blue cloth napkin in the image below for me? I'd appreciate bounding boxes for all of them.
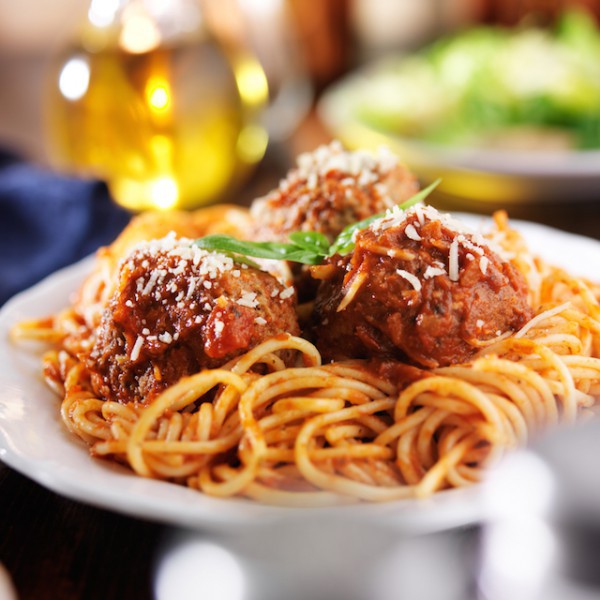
[0,151,130,306]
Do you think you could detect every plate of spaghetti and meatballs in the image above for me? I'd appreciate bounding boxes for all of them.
[1,141,600,530]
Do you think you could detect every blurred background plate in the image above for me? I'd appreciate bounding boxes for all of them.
[318,66,600,205]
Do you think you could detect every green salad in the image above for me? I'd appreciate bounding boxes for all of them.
[357,10,600,150]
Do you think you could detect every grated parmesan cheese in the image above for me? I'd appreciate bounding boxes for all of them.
[405,223,421,241]
[424,265,446,279]
[130,335,144,361]
[237,292,258,308]
[396,269,422,292]
[479,256,489,275]
[448,239,459,282]
[250,140,399,223]
[158,332,173,344]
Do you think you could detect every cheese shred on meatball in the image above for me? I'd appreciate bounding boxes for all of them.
[250,141,419,243]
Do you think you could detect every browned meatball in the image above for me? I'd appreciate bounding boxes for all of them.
[250,141,419,243]
[251,141,419,301]
[83,233,299,404]
[312,205,533,368]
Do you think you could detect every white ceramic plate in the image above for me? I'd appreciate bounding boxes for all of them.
[319,75,600,203]
[1,218,599,533]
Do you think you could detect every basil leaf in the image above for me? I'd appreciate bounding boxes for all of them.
[195,235,292,259]
[288,231,331,254]
[194,178,442,266]
[194,235,326,265]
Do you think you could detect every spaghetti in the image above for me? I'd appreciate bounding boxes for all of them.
[11,207,600,507]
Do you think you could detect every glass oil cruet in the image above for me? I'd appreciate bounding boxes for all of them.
[45,0,269,211]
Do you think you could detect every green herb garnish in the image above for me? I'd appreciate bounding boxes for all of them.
[194,179,440,265]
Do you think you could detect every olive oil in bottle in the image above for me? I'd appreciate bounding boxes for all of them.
[46,0,269,211]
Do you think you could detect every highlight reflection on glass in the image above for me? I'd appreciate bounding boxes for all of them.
[88,0,121,28]
[119,4,161,54]
[146,78,171,113]
[58,57,90,102]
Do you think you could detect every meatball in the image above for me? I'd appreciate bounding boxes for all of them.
[312,205,533,368]
[250,141,419,243]
[83,233,299,404]
[250,141,419,300]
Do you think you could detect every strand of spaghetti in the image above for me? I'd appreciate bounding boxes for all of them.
[528,333,585,355]
[139,427,242,454]
[60,365,106,443]
[271,397,346,414]
[211,380,246,431]
[197,457,262,498]
[436,367,539,431]
[163,412,184,442]
[485,391,528,444]
[265,444,393,463]
[562,309,600,335]
[41,351,67,396]
[394,377,508,445]
[375,406,435,447]
[396,426,423,484]
[480,338,578,422]
[71,399,111,440]
[513,359,594,405]
[560,355,600,369]
[143,453,207,478]
[264,426,302,446]
[416,409,451,469]
[93,440,127,455]
[514,302,571,339]
[445,463,483,488]
[109,421,132,442]
[127,370,247,477]
[238,368,389,416]
[258,409,311,433]
[365,459,404,487]
[473,356,559,425]
[308,387,372,405]
[101,401,139,424]
[337,461,377,485]
[414,394,481,416]
[212,465,354,507]
[196,370,301,497]
[310,444,394,461]
[322,363,397,395]
[229,334,321,374]
[415,432,482,498]
[336,270,368,312]
[10,316,64,343]
[210,337,313,431]
[355,412,393,436]
[294,399,419,501]
[325,424,376,445]
[547,274,600,320]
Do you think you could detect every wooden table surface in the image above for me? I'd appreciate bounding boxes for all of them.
[2,112,600,600]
